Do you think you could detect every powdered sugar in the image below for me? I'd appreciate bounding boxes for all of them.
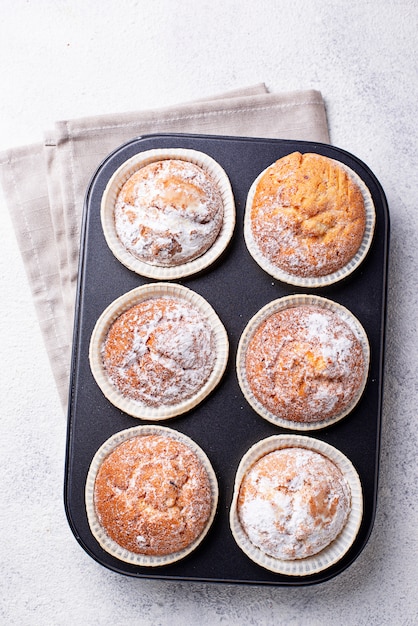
[245,304,366,423]
[114,159,223,266]
[102,296,216,407]
[237,447,351,560]
[305,311,356,374]
[94,434,213,556]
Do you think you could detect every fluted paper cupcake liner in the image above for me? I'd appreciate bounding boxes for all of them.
[101,148,235,279]
[86,424,219,567]
[229,434,363,576]
[244,157,376,287]
[90,282,229,420]
[236,294,370,431]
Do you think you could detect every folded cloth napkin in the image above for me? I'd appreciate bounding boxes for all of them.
[0,83,329,412]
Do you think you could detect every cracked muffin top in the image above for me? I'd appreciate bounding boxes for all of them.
[237,446,351,560]
[249,152,366,278]
[101,296,216,407]
[93,433,213,556]
[114,159,224,267]
[244,303,366,425]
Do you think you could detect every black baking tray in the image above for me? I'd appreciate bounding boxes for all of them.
[64,133,389,586]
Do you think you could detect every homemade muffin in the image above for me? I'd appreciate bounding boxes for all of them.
[236,446,351,560]
[114,158,224,267]
[243,301,367,426]
[248,152,367,279]
[93,432,214,557]
[230,434,363,575]
[101,295,216,407]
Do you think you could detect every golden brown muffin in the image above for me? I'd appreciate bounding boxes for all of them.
[93,433,213,556]
[245,304,366,424]
[101,296,216,407]
[114,159,223,266]
[249,152,366,277]
[237,446,351,560]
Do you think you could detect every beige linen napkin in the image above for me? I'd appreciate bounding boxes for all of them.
[0,84,329,411]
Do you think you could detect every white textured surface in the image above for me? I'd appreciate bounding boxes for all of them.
[1,1,417,624]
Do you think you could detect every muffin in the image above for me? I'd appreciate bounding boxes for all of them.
[245,151,375,287]
[115,159,223,266]
[89,283,229,420]
[102,296,215,407]
[101,148,235,280]
[237,295,369,430]
[229,434,363,576]
[238,447,350,560]
[86,425,218,566]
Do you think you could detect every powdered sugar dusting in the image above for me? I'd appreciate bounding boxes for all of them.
[237,447,351,560]
[102,296,216,406]
[115,159,223,266]
[245,304,365,423]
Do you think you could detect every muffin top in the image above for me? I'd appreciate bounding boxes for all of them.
[101,296,216,407]
[94,434,213,556]
[245,304,366,424]
[114,159,224,267]
[249,152,366,278]
[237,446,351,560]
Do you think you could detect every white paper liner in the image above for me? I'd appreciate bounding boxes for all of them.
[229,434,363,576]
[86,425,219,567]
[89,283,229,420]
[101,148,235,279]
[244,156,376,287]
[236,294,370,431]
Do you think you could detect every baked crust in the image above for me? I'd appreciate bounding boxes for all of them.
[237,446,351,560]
[101,296,216,407]
[115,159,223,266]
[245,304,365,424]
[94,434,213,556]
[250,152,366,277]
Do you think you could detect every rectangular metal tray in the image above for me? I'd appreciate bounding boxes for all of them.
[64,133,389,585]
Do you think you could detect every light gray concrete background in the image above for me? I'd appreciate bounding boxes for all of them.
[0,1,417,624]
